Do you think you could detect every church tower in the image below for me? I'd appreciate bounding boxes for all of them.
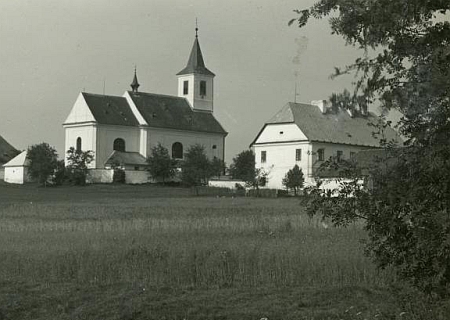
[177,27,215,113]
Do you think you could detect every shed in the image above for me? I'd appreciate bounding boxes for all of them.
[3,151,31,184]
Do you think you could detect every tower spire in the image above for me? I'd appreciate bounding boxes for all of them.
[130,66,140,93]
[195,18,198,38]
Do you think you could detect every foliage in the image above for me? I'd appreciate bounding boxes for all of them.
[282,164,305,195]
[52,159,66,186]
[181,144,212,186]
[113,168,126,183]
[65,147,94,186]
[210,156,226,178]
[27,143,58,186]
[146,143,177,184]
[229,150,255,181]
[291,0,450,297]
[229,150,269,191]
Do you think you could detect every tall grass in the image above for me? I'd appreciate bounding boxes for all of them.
[0,197,394,290]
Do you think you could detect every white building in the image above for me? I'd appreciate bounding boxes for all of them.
[63,31,227,183]
[2,151,31,184]
[250,100,401,189]
[0,135,19,181]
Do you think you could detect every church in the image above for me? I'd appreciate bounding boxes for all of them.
[63,30,227,183]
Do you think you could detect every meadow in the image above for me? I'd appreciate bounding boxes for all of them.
[0,183,443,320]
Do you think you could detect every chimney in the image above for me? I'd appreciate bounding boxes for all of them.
[311,100,328,114]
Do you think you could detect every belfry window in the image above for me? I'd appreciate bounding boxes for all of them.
[200,81,207,96]
[172,142,183,159]
[113,138,126,152]
[183,81,189,95]
[76,137,82,152]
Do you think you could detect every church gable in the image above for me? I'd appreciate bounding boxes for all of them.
[64,93,96,125]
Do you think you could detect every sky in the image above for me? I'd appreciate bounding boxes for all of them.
[1,0,365,163]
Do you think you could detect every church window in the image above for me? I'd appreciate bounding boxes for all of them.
[183,81,189,95]
[261,151,267,163]
[113,138,126,152]
[200,81,206,96]
[318,148,325,161]
[295,149,301,161]
[172,142,183,159]
[76,137,82,152]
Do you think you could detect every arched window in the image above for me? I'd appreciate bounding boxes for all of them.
[113,138,126,152]
[76,137,82,152]
[172,142,183,159]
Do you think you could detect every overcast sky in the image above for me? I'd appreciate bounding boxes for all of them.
[1,0,365,163]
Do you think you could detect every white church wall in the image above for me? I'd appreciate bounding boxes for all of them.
[64,124,97,166]
[177,74,213,112]
[96,125,141,168]
[146,128,225,160]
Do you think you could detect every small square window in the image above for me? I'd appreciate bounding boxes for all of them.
[134,166,139,171]
[295,149,301,161]
[318,149,325,161]
[183,81,189,95]
[261,151,267,163]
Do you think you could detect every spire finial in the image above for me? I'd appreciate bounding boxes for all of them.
[195,18,198,38]
[130,65,140,93]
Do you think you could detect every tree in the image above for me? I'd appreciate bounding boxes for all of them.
[210,157,226,178]
[181,144,212,186]
[146,143,177,184]
[65,147,94,186]
[291,1,450,296]
[27,143,58,186]
[282,165,304,195]
[229,150,255,181]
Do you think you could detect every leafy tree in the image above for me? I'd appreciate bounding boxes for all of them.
[147,143,177,184]
[181,144,212,186]
[282,164,304,195]
[291,1,450,296]
[229,150,255,181]
[65,147,94,186]
[27,143,58,186]
[210,157,226,178]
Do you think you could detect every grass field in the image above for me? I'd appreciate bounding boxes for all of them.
[0,182,446,320]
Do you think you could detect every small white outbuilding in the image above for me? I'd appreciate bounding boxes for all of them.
[3,151,31,184]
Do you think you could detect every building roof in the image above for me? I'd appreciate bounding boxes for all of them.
[0,135,19,164]
[176,37,215,76]
[2,150,29,167]
[127,91,227,135]
[104,151,148,167]
[256,102,401,147]
[82,92,140,127]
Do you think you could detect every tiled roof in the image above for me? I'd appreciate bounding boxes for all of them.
[104,151,148,166]
[82,93,140,127]
[128,91,227,134]
[0,135,19,164]
[177,38,215,76]
[265,102,401,147]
